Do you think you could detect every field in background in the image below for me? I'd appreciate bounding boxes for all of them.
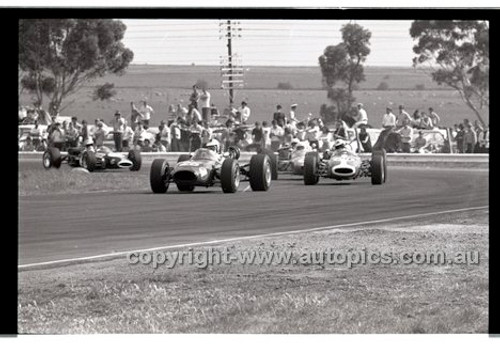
[19,65,489,129]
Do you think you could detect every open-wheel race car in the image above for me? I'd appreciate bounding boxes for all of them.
[303,139,387,185]
[277,140,314,175]
[150,143,273,194]
[42,145,142,172]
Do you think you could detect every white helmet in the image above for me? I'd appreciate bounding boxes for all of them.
[205,139,220,152]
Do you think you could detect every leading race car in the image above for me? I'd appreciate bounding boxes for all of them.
[42,143,142,172]
[150,141,272,194]
[303,139,387,185]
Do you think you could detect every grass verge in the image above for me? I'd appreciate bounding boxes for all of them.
[18,209,488,333]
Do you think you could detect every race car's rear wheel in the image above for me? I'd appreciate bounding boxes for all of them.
[128,149,142,171]
[177,154,192,163]
[258,148,278,180]
[81,151,97,172]
[176,184,195,192]
[372,149,387,182]
[42,147,62,169]
[221,158,240,193]
[371,154,385,185]
[304,152,319,185]
[150,159,170,193]
[227,146,241,160]
[249,154,272,191]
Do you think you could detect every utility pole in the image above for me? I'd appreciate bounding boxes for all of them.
[219,20,243,110]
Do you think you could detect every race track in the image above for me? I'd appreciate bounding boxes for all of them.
[19,161,489,265]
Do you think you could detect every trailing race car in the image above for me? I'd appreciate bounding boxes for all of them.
[277,140,313,175]
[42,144,142,172]
[150,141,272,194]
[303,139,387,185]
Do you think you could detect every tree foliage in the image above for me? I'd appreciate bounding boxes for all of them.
[93,82,117,101]
[19,19,133,115]
[410,20,489,126]
[319,23,371,120]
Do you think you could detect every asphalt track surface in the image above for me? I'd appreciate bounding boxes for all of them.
[19,160,489,265]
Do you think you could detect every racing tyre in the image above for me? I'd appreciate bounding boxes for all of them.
[220,158,240,193]
[42,147,62,169]
[177,154,192,163]
[128,149,142,171]
[176,184,195,192]
[81,151,97,172]
[150,159,170,193]
[304,152,319,185]
[258,148,278,180]
[372,149,387,182]
[249,154,272,191]
[370,154,385,185]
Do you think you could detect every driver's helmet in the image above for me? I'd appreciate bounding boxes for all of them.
[334,139,346,150]
[83,137,94,147]
[205,139,220,153]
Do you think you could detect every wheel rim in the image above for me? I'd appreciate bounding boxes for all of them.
[81,154,88,169]
[264,162,271,185]
[43,153,51,168]
[234,165,240,187]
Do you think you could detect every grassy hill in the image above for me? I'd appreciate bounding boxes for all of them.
[19,65,488,129]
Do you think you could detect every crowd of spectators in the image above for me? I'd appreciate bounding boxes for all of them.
[18,90,489,154]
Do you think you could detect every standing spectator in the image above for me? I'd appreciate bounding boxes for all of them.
[170,118,182,152]
[295,121,307,141]
[201,121,212,147]
[176,103,187,119]
[398,122,413,153]
[319,126,333,151]
[66,122,79,148]
[252,121,264,148]
[189,85,200,109]
[414,131,428,152]
[332,119,348,140]
[199,88,211,122]
[238,101,251,125]
[186,104,202,126]
[305,120,320,148]
[122,123,134,150]
[138,100,154,127]
[358,126,372,153]
[473,120,484,152]
[142,139,154,152]
[71,116,82,132]
[478,124,489,153]
[273,105,286,127]
[455,124,465,153]
[463,124,477,153]
[129,101,143,131]
[221,119,236,151]
[93,120,106,148]
[416,112,433,130]
[80,120,89,143]
[113,110,126,151]
[269,120,284,151]
[353,103,368,128]
[158,120,171,151]
[210,103,219,117]
[428,107,441,128]
[133,122,145,147]
[396,105,413,129]
[29,120,43,150]
[289,104,298,124]
[261,121,271,149]
[49,122,65,150]
[189,120,203,151]
[412,109,421,127]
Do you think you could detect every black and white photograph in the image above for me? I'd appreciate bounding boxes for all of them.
[9,3,498,354]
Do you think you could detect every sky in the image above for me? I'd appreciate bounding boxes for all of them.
[120,20,417,67]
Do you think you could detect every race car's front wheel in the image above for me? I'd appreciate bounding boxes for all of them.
[81,151,97,172]
[150,159,170,193]
[372,149,387,182]
[371,154,385,185]
[304,152,319,185]
[42,147,62,169]
[128,149,142,171]
[249,154,271,191]
[258,148,278,180]
[221,158,240,193]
